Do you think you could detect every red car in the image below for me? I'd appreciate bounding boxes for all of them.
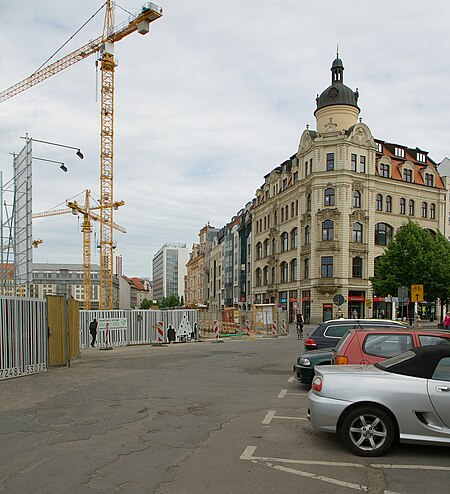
[331,327,450,365]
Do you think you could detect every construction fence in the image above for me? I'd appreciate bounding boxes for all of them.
[198,305,289,337]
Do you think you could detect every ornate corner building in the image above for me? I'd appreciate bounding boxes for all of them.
[252,56,446,324]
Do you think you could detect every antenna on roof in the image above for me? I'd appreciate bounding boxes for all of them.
[336,43,339,58]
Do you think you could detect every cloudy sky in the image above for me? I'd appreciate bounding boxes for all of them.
[1,0,449,278]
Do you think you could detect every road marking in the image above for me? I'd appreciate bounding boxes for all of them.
[262,410,307,425]
[278,389,308,398]
[287,376,295,383]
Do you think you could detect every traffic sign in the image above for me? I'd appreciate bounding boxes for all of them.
[411,284,424,302]
[333,294,345,306]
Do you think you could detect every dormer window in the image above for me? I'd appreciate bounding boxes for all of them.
[376,142,383,153]
[425,173,434,187]
[403,169,413,183]
[379,163,390,178]
[395,147,405,158]
[417,152,426,163]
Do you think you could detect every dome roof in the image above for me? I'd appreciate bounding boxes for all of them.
[314,57,359,114]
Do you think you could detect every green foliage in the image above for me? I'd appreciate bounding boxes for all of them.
[370,220,450,304]
[159,295,180,308]
[140,298,152,309]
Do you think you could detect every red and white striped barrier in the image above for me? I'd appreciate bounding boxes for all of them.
[245,319,251,336]
[213,320,220,339]
[156,321,165,343]
[281,319,286,335]
[272,320,277,336]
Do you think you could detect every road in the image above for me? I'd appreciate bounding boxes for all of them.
[1,330,449,493]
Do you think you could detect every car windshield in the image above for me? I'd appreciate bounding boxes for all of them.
[375,350,415,370]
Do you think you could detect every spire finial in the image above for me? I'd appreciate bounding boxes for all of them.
[336,43,339,59]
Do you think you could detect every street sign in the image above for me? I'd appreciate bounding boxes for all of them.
[333,294,345,306]
[411,284,424,302]
[398,286,408,303]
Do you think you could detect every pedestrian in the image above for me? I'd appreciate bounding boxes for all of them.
[352,309,358,319]
[444,312,450,330]
[89,318,98,347]
[296,313,304,339]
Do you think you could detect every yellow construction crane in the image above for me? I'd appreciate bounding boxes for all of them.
[33,189,126,310]
[1,2,163,308]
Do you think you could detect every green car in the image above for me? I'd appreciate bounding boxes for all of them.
[293,347,333,386]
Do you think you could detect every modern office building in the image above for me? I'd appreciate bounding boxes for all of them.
[152,243,188,302]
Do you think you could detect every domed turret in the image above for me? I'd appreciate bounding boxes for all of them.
[314,56,360,132]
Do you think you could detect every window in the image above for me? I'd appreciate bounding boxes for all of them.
[290,259,297,281]
[305,161,308,177]
[430,203,436,219]
[255,268,262,287]
[375,223,393,245]
[352,257,363,278]
[360,156,366,173]
[272,238,276,255]
[422,202,428,218]
[403,169,413,183]
[376,194,383,211]
[256,242,262,260]
[304,258,310,279]
[363,333,414,358]
[310,158,313,173]
[353,190,361,208]
[417,152,426,163]
[321,256,333,277]
[379,163,390,178]
[351,153,357,172]
[281,232,288,252]
[432,357,450,381]
[291,202,295,218]
[280,261,288,283]
[322,220,334,241]
[395,147,405,158]
[400,198,406,215]
[281,208,284,222]
[376,142,383,153]
[386,195,392,212]
[293,171,298,183]
[306,193,311,212]
[326,153,335,171]
[409,199,415,216]
[305,225,311,245]
[352,222,363,243]
[425,173,434,187]
[263,239,270,257]
[324,187,335,206]
[263,266,269,285]
[271,266,276,284]
[290,228,298,249]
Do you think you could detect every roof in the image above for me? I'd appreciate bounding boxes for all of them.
[376,344,450,379]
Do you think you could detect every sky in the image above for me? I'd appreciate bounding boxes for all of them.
[1,0,449,278]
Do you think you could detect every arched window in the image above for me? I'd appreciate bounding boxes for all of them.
[307,193,311,212]
[430,203,436,219]
[376,194,383,211]
[272,238,276,255]
[290,228,298,249]
[256,242,262,260]
[352,222,363,243]
[409,199,415,216]
[280,232,288,252]
[324,187,335,206]
[271,266,276,284]
[305,225,311,245]
[375,223,393,245]
[374,256,382,274]
[422,202,428,218]
[400,198,406,215]
[353,190,361,208]
[280,261,288,283]
[263,239,270,257]
[290,259,297,282]
[352,257,363,278]
[386,195,392,212]
[255,268,262,287]
[263,266,269,285]
[322,219,334,241]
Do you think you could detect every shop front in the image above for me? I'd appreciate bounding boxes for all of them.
[373,295,393,320]
[289,290,298,323]
[348,291,365,318]
[323,303,333,321]
[301,290,311,323]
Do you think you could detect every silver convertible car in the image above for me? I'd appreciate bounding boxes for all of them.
[308,344,450,456]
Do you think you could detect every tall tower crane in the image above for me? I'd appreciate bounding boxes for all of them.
[32,189,126,309]
[1,2,163,308]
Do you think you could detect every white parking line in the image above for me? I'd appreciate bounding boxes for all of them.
[278,389,308,398]
[262,410,307,425]
[287,376,295,383]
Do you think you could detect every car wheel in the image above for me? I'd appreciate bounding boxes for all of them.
[340,405,395,457]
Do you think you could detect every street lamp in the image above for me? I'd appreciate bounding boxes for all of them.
[21,136,84,160]
[32,156,68,172]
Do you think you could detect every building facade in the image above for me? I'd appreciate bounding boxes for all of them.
[252,56,446,323]
[152,243,188,301]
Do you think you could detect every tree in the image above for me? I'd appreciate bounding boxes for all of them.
[370,221,450,319]
[159,295,180,308]
[140,298,152,309]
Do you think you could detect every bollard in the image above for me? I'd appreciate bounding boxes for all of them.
[281,319,287,335]
[272,319,277,336]
[245,319,251,336]
[213,320,220,339]
[157,321,165,343]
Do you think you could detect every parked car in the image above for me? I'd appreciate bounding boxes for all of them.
[308,345,450,456]
[332,327,450,365]
[294,320,408,385]
[303,319,406,351]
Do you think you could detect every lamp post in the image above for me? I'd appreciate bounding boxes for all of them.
[21,136,84,160]
[32,156,68,172]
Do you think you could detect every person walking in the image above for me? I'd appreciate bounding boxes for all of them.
[444,312,450,330]
[89,318,98,347]
[296,313,304,339]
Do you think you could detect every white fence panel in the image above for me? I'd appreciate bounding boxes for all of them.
[0,295,47,380]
